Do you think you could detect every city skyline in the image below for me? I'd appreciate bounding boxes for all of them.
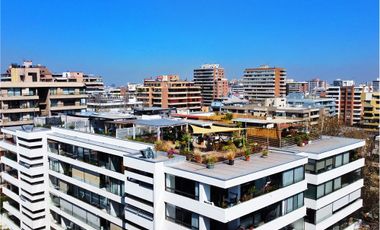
[1,0,379,85]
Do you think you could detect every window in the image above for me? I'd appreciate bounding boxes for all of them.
[335,155,343,167]
[325,158,333,170]
[316,161,325,173]
[334,177,341,190]
[294,167,304,183]
[317,185,324,198]
[343,152,350,164]
[282,170,294,187]
[325,181,333,195]
[166,203,199,229]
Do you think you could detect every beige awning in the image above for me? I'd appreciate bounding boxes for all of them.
[190,125,244,134]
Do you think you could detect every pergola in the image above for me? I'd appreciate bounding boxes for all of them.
[132,118,188,141]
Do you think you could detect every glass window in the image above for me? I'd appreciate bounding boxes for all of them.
[317,184,324,198]
[297,193,304,209]
[294,167,304,182]
[343,152,350,164]
[325,158,333,170]
[316,160,325,173]
[286,197,294,213]
[334,177,341,190]
[282,170,294,187]
[325,181,333,195]
[335,155,342,167]
[305,160,315,173]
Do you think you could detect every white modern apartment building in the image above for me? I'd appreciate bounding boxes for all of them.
[1,126,308,230]
[284,136,365,230]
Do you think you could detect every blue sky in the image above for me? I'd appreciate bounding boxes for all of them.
[1,0,378,85]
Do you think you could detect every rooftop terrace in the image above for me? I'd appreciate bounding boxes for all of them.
[283,135,365,154]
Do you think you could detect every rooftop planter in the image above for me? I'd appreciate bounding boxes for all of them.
[205,154,217,169]
[261,149,269,158]
[243,147,251,161]
[225,151,236,165]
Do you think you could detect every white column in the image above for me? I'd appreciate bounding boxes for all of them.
[153,162,165,230]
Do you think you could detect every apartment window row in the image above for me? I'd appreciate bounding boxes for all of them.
[17,137,42,143]
[20,171,43,179]
[127,177,153,190]
[22,205,45,215]
[305,169,362,200]
[49,159,124,196]
[53,195,110,230]
[125,166,153,178]
[165,203,199,230]
[18,154,43,161]
[20,177,44,185]
[19,160,43,168]
[305,150,360,174]
[284,193,304,214]
[21,211,45,221]
[19,143,43,150]
[125,193,154,207]
[20,194,44,203]
[305,189,361,225]
[165,174,199,200]
[236,193,303,229]
[21,188,44,197]
[47,139,123,173]
[50,176,124,219]
[4,150,17,161]
[125,204,154,221]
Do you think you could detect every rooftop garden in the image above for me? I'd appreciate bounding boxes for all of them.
[154,130,270,169]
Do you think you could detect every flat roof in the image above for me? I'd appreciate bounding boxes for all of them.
[185,119,213,127]
[135,118,187,127]
[169,152,305,181]
[233,118,303,124]
[75,112,135,120]
[48,132,147,154]
[2,125,50,133]
[283,136,365,154]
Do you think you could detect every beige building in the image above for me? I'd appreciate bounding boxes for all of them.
[0,61,87,127]
[243,65,287,102]
[137,75,202,112]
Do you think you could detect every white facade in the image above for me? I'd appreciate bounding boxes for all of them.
[284,136,365,230]
[0,127,366,230]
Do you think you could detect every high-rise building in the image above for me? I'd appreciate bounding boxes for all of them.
[333,79,355,87]
[0,125,366,230]
[137,75,202,112]
[307,78,328,96]
[286,81,309,95]
[243,65,287,102]
[372,79,380,92]
[361,92,380,131]
[193,64,229,106]
[326,86,363,126]
[82,74,104,95]
[0,61,88,127]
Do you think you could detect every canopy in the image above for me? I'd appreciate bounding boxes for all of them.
[190,125,244,134]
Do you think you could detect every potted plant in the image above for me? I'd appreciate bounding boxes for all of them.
[193,149,203,163]
[167,148,176,159]
[205,154,217,169]
[226,151,236,165]
[261,149,269,158]
[244,148,251,161]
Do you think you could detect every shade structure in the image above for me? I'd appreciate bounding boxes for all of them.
[190,125,244,134]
